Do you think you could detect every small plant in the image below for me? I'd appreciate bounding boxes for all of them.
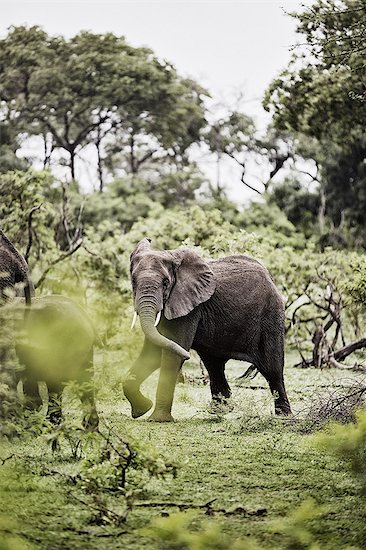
[312,409,366,494]
[42,423,178,526]
[271,498,328,550]
[297,381,366,433]
[0,514,33,550]
[145,511,261,550]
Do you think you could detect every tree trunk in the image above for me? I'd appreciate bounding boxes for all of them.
[96,139,104,192]
[333,339,366,362]
[69,148,76,180]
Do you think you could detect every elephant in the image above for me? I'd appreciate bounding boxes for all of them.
[0,228,98,428]
[0,228,34,305]
[15,295,99,428]
[123,238,291,422]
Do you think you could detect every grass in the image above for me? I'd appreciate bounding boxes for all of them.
[0,353,365,549]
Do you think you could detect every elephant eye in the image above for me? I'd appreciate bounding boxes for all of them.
[163,278,169,288]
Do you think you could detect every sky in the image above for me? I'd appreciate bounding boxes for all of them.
[0,0,310,201]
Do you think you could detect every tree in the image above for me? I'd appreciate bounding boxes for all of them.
[0,121,28,173]
[295,0,366,98]
[204,109,295,196]
[269,177,321,235]
[103,78,207,183]
[264,0,366,243]
[0,26,208,189]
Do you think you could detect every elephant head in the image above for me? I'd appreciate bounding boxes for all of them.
[0,228,34,306]
[130,238,216,360]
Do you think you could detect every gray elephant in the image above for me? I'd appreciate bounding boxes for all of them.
[123,238,291,422]
[0,228,98,428]
[15,295,99,428]
[0,228,34,305]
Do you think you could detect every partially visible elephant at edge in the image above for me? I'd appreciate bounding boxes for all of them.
[123,238,291,422]
[0,228,34,305]
[15,295,99,428]
[0,227,98,428]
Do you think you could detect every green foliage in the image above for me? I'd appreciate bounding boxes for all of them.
[235,201,300,243]
[0,515,33,549]
[82,167,205,232]
[145,512,259,550]
[0,170,56,256]
[0,26,207,182]
[0,122,29,173]
[124,204,238,253]
[264,1,366,242]
[294,0,366,83]
[271,498,328,550]
[312,410,366,492]
[145,512,261,550]
[35,424,178,526]
[269,178,320,236]
[344,256,366,307]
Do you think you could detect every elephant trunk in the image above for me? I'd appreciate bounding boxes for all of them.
[137,300,189,360]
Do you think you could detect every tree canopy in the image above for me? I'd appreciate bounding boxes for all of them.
[264,0,366,237]
[0,26,208,187]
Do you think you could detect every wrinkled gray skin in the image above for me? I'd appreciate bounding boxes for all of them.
[15,295,99,429]
[0,228,34,305]
[123,238,291,422]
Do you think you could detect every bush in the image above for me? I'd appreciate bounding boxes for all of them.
[312,409,366,493]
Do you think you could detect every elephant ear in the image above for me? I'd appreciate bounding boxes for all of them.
[165,250,216,320]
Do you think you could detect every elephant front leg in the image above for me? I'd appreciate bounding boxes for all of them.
[149,349,183,422]
[123,339,161,418]
[22,376,43,410]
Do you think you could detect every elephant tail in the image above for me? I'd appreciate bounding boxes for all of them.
[235,364,258,384]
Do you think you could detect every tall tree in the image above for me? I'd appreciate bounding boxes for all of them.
[0,27,207,188]
[205,109,295,196]
[264,0,366,240]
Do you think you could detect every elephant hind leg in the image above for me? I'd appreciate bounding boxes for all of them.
[256,330,291,416]
[198,352,232,405]
[256,362,291,416]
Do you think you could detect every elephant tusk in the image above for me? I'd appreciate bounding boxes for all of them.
[154,311,161,327]
[131,311,138,329]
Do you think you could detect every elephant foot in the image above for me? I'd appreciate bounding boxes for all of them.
[275,406,292,417]
[131,396,153,419]
[208,396,234,414]
[123,381,153,419]
[148,410,175,422]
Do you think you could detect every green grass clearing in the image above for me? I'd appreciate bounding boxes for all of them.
[0,357,365,549]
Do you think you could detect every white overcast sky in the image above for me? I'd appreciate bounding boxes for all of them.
[0,0,310,201]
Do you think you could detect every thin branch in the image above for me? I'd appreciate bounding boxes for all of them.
[25,204,43,263]
[0,454,14,465]
[35,239,83,289]
[240,172,263,195]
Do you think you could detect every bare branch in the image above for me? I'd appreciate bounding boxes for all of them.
[35,239,83,289]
